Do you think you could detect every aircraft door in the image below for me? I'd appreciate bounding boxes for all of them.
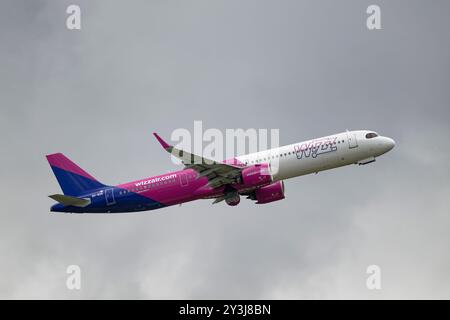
[180,173,189,186]
[346,131,358,149]
[105,188,116,206]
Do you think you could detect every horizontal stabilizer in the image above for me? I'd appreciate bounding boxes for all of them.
[49,194,91,207]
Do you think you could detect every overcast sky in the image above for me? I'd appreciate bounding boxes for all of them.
[1,0,449,299]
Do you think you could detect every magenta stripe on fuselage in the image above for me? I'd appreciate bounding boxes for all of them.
[115,158,249,206]
[116,168,225,206]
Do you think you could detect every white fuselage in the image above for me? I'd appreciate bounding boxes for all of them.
[236,130,395,181]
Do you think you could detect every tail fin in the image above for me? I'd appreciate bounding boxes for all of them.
[46,153,106,196]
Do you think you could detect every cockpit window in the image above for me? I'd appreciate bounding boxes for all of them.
[365,132,378,139]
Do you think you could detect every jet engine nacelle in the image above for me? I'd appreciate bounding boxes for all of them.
[255,181,285,204]
[241,164,272,187]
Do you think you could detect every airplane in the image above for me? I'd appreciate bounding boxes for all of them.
[47,130,395,213]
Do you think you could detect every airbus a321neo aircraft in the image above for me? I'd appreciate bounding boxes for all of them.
[47,130,395,213]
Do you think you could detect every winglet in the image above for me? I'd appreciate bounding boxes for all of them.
[153,132,171,150]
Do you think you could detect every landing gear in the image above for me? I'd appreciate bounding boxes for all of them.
[224,185,240,206]
[225,192,240,206]
[212,186,241,206]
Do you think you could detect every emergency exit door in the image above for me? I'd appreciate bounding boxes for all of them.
[346,131,358,149]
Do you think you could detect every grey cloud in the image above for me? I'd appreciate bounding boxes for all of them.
[0,0,449,299]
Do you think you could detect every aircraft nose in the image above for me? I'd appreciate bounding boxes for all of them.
[384,137,396,151]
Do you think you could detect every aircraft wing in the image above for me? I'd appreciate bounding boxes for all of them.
[153,133,244,189]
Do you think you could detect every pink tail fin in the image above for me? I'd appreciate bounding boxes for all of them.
[46,153,106,196]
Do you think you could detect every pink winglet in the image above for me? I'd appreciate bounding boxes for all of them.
[153,132,171,149]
